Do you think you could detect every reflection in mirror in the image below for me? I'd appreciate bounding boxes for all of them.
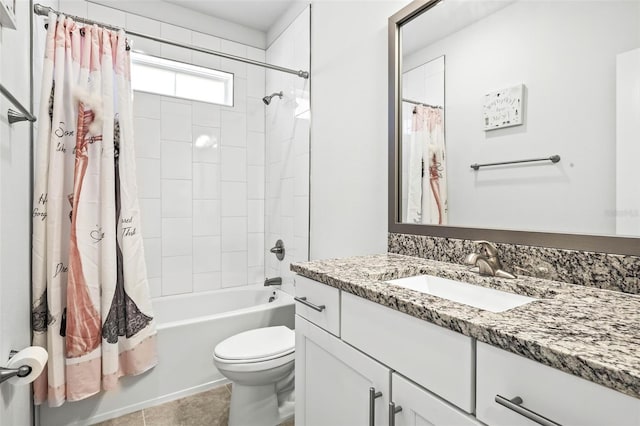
[401,56,446,225]
[396,0,640,238]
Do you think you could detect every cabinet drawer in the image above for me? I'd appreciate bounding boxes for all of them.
[341,292,475,413]
[476,341,640,426]
[392,373,481,426]
[294,275,340,336]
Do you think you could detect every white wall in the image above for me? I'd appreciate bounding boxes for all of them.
[309,0,409,260]
[405,1,639,235]
[265,6,310,294]
[0,1,33,425]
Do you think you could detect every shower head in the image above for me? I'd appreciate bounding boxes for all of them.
[262,91,283,105]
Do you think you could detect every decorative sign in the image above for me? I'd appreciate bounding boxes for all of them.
[483,84,524,130]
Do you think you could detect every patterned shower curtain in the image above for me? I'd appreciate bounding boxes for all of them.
[31,12,157,406]
[405,105,448,225]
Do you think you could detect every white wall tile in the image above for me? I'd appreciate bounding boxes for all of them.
[248,200,264,233]
[193,163,220,199]
[281,178,294,214]
[247,97,265,133]
[221,217,247,252]
[247,132,265,166]
[162,180,192,217]
[191,32,222,70]
[221,182,247,216]
[193,236,221,273]
[126,14,162,57]
[148,277,162,298]
[246,46,266,63]
[193,102,221,127]
[248,166,265,199]
[248,233,264,267]
[193,200,220,236]
[294,153,310,196]
[221,147,247,182]
[160,23,192,63]
[161,141,192,179]
[221,111,247,147]
[220,40,247,78]
[58,0,87,18]
[133,92,161,119]
[294,196,309,238]
[144,238,162,278]
[193,272,221,292]
[140,198,161,238]
[134,117,161,158]
[162,218,193,256]
[136,158,161,198]
[192,126,220,163]
[247,65,266,98]
[248,266,265,286]
[161,101,192,142]
[226,77,247,113]
[87,2,125,26]
[221,252,248,288]
[162,256,193,295]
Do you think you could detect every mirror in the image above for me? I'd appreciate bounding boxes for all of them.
[389,0,640,255]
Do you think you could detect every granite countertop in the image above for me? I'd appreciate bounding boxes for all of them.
[290,253,640,399]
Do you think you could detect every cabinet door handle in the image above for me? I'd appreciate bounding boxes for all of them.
[389,401,402,426]
[294,296,326,312]
[495,395,562,426]
[369,387,382,426]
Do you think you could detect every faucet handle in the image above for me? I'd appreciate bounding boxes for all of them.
[473,240,499,257]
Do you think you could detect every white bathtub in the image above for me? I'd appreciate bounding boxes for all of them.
[40,287,295,426]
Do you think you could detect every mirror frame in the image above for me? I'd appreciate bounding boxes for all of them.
[388,0,640,256]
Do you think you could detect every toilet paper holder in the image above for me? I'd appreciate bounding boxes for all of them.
[0,350,33,385]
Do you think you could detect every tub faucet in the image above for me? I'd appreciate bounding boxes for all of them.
[464,240,516,279]
[264,277,282,286]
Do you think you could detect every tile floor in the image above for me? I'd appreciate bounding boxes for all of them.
[93,384,294,426]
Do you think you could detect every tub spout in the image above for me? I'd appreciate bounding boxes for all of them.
[264,277,282,286]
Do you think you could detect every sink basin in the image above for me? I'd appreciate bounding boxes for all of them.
[387,275,537,313]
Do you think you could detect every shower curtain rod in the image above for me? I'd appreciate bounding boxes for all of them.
[402,98,442,109]
[32,4,310,79]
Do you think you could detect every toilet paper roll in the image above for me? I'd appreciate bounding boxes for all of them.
[6,346,48,386]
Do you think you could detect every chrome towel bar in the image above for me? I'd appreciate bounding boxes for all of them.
[0,83,36,124]
[471,155,560,171]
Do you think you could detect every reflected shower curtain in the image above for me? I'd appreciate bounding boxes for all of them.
[406,105,448,224]
[31,12,157,406]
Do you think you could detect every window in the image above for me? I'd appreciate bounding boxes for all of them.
[131,52,233,106]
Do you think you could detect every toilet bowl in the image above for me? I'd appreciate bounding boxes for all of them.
[213,326,295,426]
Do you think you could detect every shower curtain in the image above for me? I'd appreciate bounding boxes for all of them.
[405,105,448,225]
[31,13,157,406]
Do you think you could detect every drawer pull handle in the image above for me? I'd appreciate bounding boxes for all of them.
[294,296,326,312]
[389,402,402,426]
[369,387,382,426]
[495,395,562,426]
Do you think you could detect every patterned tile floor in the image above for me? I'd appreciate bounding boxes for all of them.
[94,384,294,426]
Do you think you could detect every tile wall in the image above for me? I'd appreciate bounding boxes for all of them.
[265,7,311,292]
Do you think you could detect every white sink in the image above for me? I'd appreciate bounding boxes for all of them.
[387,275,537,313]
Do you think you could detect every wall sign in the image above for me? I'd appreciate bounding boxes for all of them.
[483,84,524,130]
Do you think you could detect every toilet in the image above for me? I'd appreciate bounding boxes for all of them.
[213,326,295,426]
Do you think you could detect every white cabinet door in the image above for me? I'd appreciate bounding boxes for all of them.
[391,373,482,426]
[295,315,390,426]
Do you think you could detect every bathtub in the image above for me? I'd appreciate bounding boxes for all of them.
[40,287,295,426]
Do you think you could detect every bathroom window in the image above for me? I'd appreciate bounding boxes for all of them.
[131,52,234,106]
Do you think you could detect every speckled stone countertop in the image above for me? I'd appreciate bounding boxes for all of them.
[290,253,640,399]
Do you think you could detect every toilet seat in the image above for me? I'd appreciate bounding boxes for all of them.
[213,326,295,371]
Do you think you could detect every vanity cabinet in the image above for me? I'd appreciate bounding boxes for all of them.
[476,342,640,426]
[295,315,390,426]
[391,373,480,426]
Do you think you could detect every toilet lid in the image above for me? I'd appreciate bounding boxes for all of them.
[214,326,294,361]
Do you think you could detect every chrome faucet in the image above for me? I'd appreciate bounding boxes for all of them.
[264,277,282,286]
[464,240,516,279]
